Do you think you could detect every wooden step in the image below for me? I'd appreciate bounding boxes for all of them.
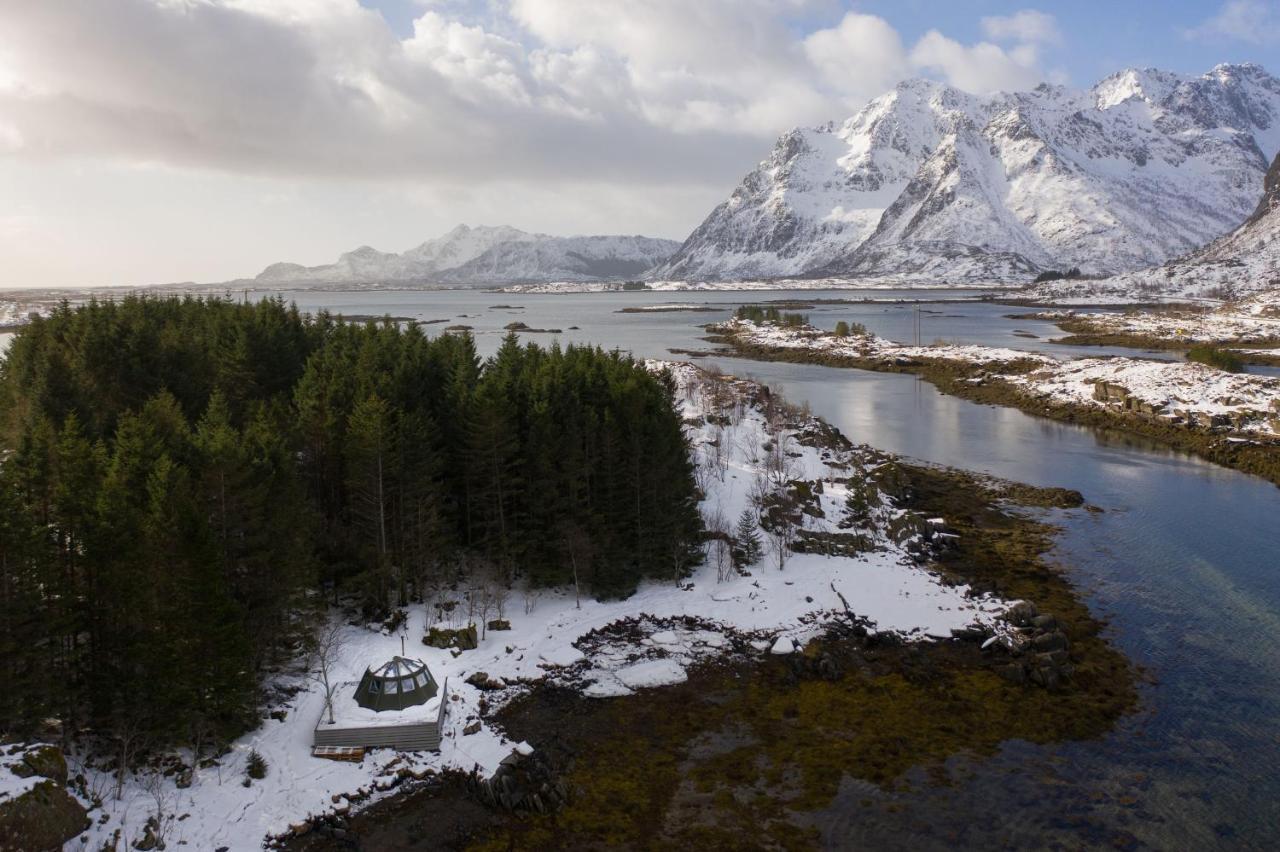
[312,745,366,762]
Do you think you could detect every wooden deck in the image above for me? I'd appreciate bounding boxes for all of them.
[313,678,449,752]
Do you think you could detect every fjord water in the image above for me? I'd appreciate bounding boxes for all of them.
[15,288,1266,846]
[245,287,1280,847]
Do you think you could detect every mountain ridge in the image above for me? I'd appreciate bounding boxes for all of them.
[1026,149,1280,302]
[651,63,1280,284]
[254,224,679,287]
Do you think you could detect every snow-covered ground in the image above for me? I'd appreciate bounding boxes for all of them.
[68,360,1013,850]
[719,319,1280,439]
[0,746,48,803]
[1032,293,1280,346]
[0,298,42,327]
[718,316,1051,367]
[1007,358,1280,436]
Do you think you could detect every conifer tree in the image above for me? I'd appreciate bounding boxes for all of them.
[734,509,762,566]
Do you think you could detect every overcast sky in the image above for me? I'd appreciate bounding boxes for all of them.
[1,0,1277,287]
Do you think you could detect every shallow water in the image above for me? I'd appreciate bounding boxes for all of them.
[241,287,1280,848]
[14,288,1280,847]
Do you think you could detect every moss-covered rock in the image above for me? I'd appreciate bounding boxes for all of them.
[0,779,89,852]
[424,624,479,651]
[20,747,67,786]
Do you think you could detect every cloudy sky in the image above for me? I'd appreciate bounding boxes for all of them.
[1,0,1276,287]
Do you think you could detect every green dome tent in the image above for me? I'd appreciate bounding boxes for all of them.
[353,656,438,712]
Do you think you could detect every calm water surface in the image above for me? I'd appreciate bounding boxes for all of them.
[12,289,1280,847]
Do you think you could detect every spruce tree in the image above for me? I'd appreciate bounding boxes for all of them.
[735,509,762,566]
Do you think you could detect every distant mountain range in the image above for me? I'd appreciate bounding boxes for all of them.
[253,225,679,287]
[652,63,1280,285]
[246,64,1279,295]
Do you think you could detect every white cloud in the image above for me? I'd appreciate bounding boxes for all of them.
[1186,0,1280,44]
[909,31,1046,95]
[0,0,1061,178]
[981,10,1061,45]
[0,0,1067,285]
[803,13,910,103]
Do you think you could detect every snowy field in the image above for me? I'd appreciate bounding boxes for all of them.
[62,360,1013,850]
[1033,294,1280,346]
[719,316,1052,367]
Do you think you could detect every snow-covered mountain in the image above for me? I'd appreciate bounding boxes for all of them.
[1028,150,1280,303]
[255,225,679,287]
[653,64,1280,284]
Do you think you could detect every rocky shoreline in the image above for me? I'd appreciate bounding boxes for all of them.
[285,382,1136,851]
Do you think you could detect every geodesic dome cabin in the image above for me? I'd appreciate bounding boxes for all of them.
[353,656,438,712]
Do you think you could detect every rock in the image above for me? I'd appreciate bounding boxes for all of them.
[463,721,482,736]
[487,619,511,632]
[424,625,479,651]
[1030,614,1059,631]
[0,779,90,852]
[1029,664,1062,690]
[132,816,162,850]
[1003,601,1039,627]
[175,768,193,789]
[290,821,311,837]
[816,653,843,681]
[1032,631,1070,653]
[18,747,67,786]
[465,671,505,691]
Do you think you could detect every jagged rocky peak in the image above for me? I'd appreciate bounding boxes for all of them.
[652,64,1280,284]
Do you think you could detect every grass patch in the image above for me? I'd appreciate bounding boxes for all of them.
[1186,344,1244,372]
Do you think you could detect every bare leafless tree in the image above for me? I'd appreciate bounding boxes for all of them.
[112,714,148,803]
[768,519,794,572]
[307,618,348,726]
[763,422,796,491]
[558,520,594,609]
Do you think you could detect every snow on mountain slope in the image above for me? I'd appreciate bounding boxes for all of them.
[654,64,1280,284]
[442,235,679,285]
[255,225,678,287]
[1027,150,1280,304]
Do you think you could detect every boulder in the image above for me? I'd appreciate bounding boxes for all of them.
[1002,601,1038,627]
[424,624,479,651]
[19,747,67,786]
[487,619,512,632]
[0,779,90,852]
[1030,614,1059,632]
[465,671,505,691]
[1032,631,1070,653]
